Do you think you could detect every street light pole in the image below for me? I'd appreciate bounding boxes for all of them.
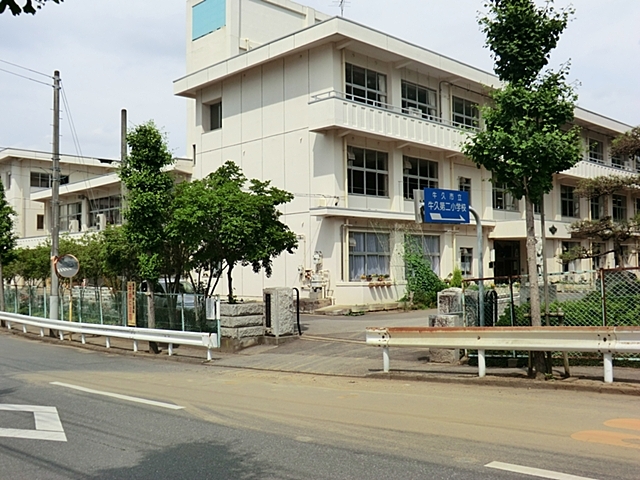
[50,70,61,320]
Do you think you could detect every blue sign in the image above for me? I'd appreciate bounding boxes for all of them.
[423,188,470,224]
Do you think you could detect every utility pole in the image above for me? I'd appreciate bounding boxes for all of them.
[50,70,61,321]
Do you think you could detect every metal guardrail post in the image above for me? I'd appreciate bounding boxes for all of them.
[216,296,221,349]
[180,293,185,332]
[382,346,390,373]
[478,349,486,378]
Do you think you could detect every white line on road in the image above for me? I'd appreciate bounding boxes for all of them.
[50,382,185,410]
[485,462,599,480]
[0,404,67,442]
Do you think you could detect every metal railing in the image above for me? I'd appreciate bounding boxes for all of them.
[366,326,640,383]
[309,90,479,132]
[2,311,219,360]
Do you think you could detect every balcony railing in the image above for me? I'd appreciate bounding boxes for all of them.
[309,91,475,153]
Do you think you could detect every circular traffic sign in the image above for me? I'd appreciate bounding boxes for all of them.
[56,254,80,278]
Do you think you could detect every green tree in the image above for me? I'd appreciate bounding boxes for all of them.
[0,180,16,311]
[99,226,140,291]
[119,121,174,350]
[0,0,61,15]
[463,0,582,377]
[612,126,640,160]
[175,161,297,303]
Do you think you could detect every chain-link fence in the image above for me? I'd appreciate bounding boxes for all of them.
[2,285,210,333]
[462,268,640,363]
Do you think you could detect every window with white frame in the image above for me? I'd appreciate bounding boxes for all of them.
[345,63,387,107]
[561,185,579,217]
[401,80,437,119]
[403,156,438,199]
[588,139,604,164]
[5,172,10,191]
[611,153,627,170]
[458,177,471,193]
[59,202,82,232]
[347,146,388,197]
[408,234,441,275]
[562,241,581,272]
[612,194,627,221]
[89,195,122,228]
[452,96,479,129]
[492,181,518,211]
[348,232,390,281]
[460,247,473,276]
[207,101,222,131]
[590,196,604,220]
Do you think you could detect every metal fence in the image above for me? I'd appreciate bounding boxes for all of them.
[2,286,211,333]
[462,267,640,362]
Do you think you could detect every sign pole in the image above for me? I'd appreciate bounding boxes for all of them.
[469,207,484,327]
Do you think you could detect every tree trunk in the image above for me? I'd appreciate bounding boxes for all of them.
[146,280,160,354]
[525,197,547,378]
[227,264,234,304]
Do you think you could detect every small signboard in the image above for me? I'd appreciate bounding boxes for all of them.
[55,255,80,278]
[127,281,136,327]
[423,188,470,224]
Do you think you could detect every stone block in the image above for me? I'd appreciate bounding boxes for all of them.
[220,302,264,317]
[519,284,557,306]
[428,313,461,364]
[219,314,264,329]
[220,325,265,339]
[437,288,462,315]
[264,287,295,336]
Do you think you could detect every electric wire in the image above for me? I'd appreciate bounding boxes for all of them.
[60,82,84,160]
[0,58,52,79]
[0,67,52,87]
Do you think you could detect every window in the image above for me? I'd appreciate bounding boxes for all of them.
[403,156,438,199]
[5,172,10,191]
[636,198,640,216]
[611,154,626,170]
[409,235,441,275]
[590,196,604,220]
[460,248,473,276]
[192,0,225,41]
[345,63,387,107]
[59,202,82,232]
[458,177,471,193]
[36,214,44,230]
[561,185,579,217]
[208,101,222,131]
[347,146,388,197]
[492,181,518,211]
[452,96,479,129]
[562,241,581,272]
[401,81,437,119]
[348,232,390,281]
[588,139,604,164]
[612,194,627,221]
[89,195,122,228]
[30,172,69,188]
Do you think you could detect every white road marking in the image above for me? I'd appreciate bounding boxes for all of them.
[0,404,67,442]
[485,461,599,480]
[50,381,185,410]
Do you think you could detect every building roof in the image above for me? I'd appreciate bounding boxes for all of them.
[0,147,118,168]
[174,16,632,135]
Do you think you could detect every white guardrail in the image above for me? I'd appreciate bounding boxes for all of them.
[1,312,219,360]
[366,326,640,383]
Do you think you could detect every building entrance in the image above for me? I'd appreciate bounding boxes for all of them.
[493,241,521,278]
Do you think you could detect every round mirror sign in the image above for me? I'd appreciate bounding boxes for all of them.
[56,254,80,278]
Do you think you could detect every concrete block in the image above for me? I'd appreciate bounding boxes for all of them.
[220,325,265,339]
[264,287,295,336]
[437,288,462,315]
[220,302,264,317]
[428,313,461,364]
[219,315,264,328]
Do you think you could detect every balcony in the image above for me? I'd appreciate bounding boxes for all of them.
[308,91,472,153]
[559,158,639,181]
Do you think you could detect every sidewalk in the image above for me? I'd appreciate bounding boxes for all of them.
[6,310,640,395]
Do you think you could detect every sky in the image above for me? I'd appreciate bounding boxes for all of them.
[0,0,638,161]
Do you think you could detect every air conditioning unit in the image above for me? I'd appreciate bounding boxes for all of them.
[407,107,422,118]
[69,219,79,233]
[96,213,107,231]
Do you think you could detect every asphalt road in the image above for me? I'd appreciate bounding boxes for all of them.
[1,332,639,480]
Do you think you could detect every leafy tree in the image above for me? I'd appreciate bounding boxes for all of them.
[566,174,640,267]
[0,0,61,15]
[99,226,140,291]
[0,180,16,311]
[612,126,640,160]
[5,245,50,286]
[174,161,297,303]
[119,121,174,350]
[464,0,582,377]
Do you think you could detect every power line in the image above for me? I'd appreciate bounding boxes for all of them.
[60,81,84,160]
[0,58,52,79]
[0,66,52,88]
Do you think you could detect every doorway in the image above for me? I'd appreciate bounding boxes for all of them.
[493,241,521,278]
